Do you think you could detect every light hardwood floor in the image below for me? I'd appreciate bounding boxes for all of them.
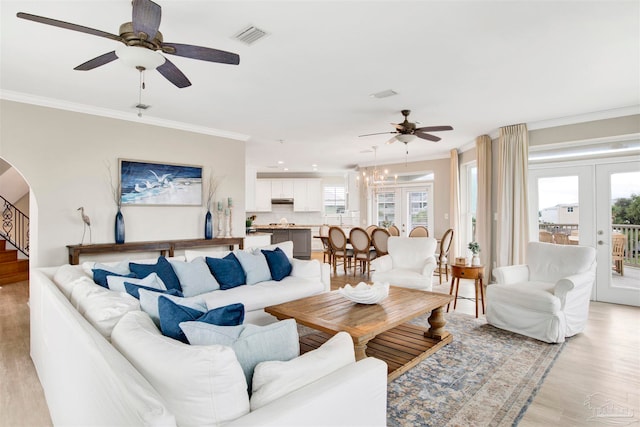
[1,257,638,426]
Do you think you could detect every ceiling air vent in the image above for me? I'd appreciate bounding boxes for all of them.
[234,25,269,45]
[370,89,398,99]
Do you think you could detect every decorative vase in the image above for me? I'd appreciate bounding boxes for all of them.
[472,254,481,266]
[115,208,125,244]
[204,211,213,240]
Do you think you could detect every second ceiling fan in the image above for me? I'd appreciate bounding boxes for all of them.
[359,109,453,145]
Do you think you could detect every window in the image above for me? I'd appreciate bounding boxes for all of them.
[567,206,574,213]
[324,186,345,214]
[461,162,478,243]
[376,191,396,227]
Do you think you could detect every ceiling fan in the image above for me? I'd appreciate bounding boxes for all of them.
[16,0,240,88]
[359,110,453,145]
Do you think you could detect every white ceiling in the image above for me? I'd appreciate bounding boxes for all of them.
[1,1,639,173]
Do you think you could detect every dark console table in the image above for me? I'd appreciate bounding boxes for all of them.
[66,237,244,265]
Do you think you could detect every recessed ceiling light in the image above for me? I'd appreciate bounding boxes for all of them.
[277,160,284,164]
[370,89,397,99]
[283,168,289,171]
[312,164,317,167]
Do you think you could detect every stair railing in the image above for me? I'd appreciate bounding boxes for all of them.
[1,195,29,257]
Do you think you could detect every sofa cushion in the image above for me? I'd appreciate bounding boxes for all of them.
[158,297,244,343]
[111,311,250,427]
[202,275,325,313]
[107,272,166,293]
[289,258,321,279]
[83,260,131,277]
[250,331,356,410]
[184,249,230,262]
[261,247,292,281]
[129,257,182,292]
[234,250,272,285]
[205,253,246,290]
[169,257,220,296]
[180,319,299,390]
[69,276,140,339]
[527,242,596,283]
[138,289,206,327]
[91,269,137,288]
[53,264,91,298]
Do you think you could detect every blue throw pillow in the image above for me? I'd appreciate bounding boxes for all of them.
[92,269,137,288]
[129,257,182,292]
[205,253,246,290]
[261,247,292,281]
[123,282,183,299]
[157,296,245,343]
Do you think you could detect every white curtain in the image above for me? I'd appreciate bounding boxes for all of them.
[449,149,461,259]
[475,135,493,273]
[496,124,529,266]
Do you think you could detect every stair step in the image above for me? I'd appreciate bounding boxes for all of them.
[0,249,18,263]
[0,257,29,285]
[0,240,5,250]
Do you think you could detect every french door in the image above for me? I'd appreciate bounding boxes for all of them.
[373,184,434,236]
[529,160,640,306]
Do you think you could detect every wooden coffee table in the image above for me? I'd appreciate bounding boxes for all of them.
[265,286,454,381]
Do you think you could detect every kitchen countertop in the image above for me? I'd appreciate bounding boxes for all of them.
[253,225,313,230]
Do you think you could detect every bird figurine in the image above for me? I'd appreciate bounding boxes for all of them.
[77,207,92,245]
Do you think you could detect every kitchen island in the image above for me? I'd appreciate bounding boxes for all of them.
[253,225,312,259]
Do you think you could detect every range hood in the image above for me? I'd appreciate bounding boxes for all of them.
[271,198,294,205]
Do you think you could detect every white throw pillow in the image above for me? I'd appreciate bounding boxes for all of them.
[184,249,229,262]
[68,277,140,339]
[180,319,300,389]
[138,288,207,327]
[234,250,272,285]
[169,257,220,296]
[111,311,250,427]
[53,265,91,298]
[82,259,131,277]
[251,241,294,259]
[106,272,166,293]
[250,331,355,410]
[290,258,321,279]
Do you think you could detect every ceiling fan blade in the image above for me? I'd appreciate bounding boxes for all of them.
[132,0,161,41]
[385,136,397,145]
[358,131,398,137]
[416,133,441,142]
[16,12,122,42]
[392,123,406,132]
[156,58,192,88]
[162,43,240,65]
[415,125,453,132]
[74,51,118,70]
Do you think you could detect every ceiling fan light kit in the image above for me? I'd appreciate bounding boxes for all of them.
[115,46,165,70]
[359,109,453,147]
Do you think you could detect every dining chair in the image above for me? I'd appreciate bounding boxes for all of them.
[328,226,353,274]
[409,226,429,237]
[365,225,378,236]
[318,224,333,264]
[349,227,377,276]
[371,228,390,257]
[539,230,553,243]
[434,228,454,284]
[388,225,400,236]
[553,232,569,245]
[612,234,626,276]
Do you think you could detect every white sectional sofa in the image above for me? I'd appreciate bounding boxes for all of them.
[30,241,388,426]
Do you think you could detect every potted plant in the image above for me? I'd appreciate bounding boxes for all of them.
[246,215,256,232]
[468,242,481,266]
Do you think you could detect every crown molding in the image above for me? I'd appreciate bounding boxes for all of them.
[0,90,250,142]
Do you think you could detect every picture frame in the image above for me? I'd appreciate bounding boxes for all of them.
[119,159,203,206]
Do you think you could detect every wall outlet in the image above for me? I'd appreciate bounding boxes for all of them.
[444,213,449,220]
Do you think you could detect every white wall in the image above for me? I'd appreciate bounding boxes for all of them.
[0,100,246,267]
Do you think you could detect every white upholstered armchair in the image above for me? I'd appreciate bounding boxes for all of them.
[487,242,596,343]
[370,236,438,291]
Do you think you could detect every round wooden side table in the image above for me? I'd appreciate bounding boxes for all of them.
[447,264,485,318]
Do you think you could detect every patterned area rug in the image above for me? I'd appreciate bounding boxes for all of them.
[386,312,566,427]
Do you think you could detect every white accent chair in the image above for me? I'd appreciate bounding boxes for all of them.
[487,241,596,343]
[370,236,438,291]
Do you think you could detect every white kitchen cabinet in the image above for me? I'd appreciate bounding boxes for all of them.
[245,167,257,211]
[271,179,294,198]
[293,179,322,212]
[254,180,272,212]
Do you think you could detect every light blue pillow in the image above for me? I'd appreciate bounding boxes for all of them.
[234,250,272,285]
[169,257,220,297]
[107,272,166,293]
[138,288,207,327]
[180,319,300,390]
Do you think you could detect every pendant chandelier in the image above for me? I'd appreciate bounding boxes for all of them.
[357,146,397,194]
